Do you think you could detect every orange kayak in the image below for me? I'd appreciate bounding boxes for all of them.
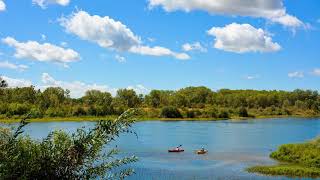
[196,150,208,154]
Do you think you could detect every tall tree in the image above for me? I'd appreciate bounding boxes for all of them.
[0,77,8,88]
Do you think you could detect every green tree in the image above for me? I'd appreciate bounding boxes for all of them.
[160,106,183,118]
[116,89,140,108]
[0,109,138,179]
[0,77,7,88]
[239,107,249,117]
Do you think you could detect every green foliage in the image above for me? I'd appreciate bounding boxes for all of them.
[0,77,8,88]
[160,106,183,118]
[247,165,320,178]
[0,109,138,179]
[270,138,320,168]
[1,84,320,120]
[186,110,196,118]
[248,137,320,178]
[218,110,229,119]
[238,107,249,117]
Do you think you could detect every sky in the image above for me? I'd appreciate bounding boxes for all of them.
[0,0,320,97]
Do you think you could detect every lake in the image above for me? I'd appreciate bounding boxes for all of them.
[13,117,320,179]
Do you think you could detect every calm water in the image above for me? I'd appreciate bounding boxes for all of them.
[8,118,320,179]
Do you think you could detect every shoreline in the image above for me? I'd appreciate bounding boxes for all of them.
[0,114,319,123]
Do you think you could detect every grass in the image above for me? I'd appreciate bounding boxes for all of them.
[247,164,320,178]
[0,114,318,123]
[247,137,320,178]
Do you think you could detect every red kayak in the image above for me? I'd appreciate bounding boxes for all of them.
[168,149,184,152]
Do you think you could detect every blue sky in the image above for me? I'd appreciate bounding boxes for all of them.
[0,0,319,97]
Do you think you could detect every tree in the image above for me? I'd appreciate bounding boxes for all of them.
[160,106,183,118]
[0,77,8,88]
[239,107,249,117]
[0,109,138,179]
[83,90,112,106]
[116,89,140,108]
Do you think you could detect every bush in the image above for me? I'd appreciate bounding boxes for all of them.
[239,107,249,117]
[0,109,138,179]
[218,110,229,119]
[72,107,87,116]
[247,137,320,178]
[160,106,183,118]
[186,110,195,118]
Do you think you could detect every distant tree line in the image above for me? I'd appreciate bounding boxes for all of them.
[0,77,319,119]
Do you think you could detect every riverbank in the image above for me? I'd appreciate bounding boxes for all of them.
[0,114,319,123]
[247,137,320,178]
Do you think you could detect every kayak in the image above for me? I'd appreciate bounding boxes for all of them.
[196,150,208,154]
[168,149,184,152]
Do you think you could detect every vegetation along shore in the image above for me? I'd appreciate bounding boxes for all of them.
[247,137,320,178]
[1,79,320,122]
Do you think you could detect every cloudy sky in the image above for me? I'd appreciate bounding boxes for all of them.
[0,0,319,97]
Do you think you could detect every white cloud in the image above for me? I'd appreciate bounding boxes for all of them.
[207,23,281,53]
[41,34,47,41]
[311,68,320,76]
[41,73,117,98]
[127,84,150,95]
[130,45,190,60]
[148,0,303,28]
[0,0,5,11]
[60,41,68,47]
[2,76,32,87]
[3,73,150,98]
[0,61,28,71]
[115,54,126,63]
[60,11,189,60]
[288,71,304,78]
[2,37,80,65]
[182,42,207,52]
[148,37,156,42]
[33,0,70,9]
[245,75,259,80]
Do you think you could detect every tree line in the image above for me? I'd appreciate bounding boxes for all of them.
[0,77,319,119]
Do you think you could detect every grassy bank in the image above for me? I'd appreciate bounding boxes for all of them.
[247,137,320,178]
[0,114,318,123]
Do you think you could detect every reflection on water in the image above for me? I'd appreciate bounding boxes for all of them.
[4,117,320,179]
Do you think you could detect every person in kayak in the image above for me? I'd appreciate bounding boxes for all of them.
[175,145,182,150]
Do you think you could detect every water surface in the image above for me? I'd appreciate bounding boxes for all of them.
[10,118,320,179]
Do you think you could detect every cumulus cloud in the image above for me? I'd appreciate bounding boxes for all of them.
[41,73,117,98]
[115,54,126,63]
[207,23,281,53]
[127,84,150,95]
[311,68,320,76]
[0,0,5,11]
[41,73,151,97]
[0,61,28,71]
[148,0,303,28]
[3,73,150,98]
[33,0,70,9]
[130,46,190,60]
[288,71,304,78]
[2,37,80,65]
[60,11,189,60]
[182,42,207,52]
[2,76,32,87]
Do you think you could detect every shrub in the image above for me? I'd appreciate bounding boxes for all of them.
[218,110,229,119]
[239,107,249,117]
[160,106,183,118]
[0,109,138,179]
[186,110,195,118]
